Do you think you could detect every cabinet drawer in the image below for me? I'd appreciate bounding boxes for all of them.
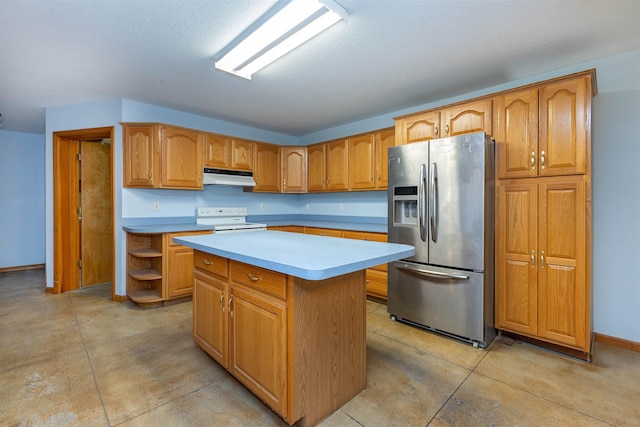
[168,230,211,247]
[230,261,287,300]
[366,269,388,300]
[342,230,388,271]
[194,250,228,278]
[304,227,343,237]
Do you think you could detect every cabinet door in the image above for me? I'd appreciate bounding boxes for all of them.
[539,78,588,177]
[495,182,538,335]
[160,126,203,189]
[496,89,539,179]
[228,285,287,417]
[205,133,231,168]
[254,143,281,192]
[193,270,228,368]
[537,180,587,348]
[395,110,441,145]
[326,139,349,191]
[123,124,158,187]
[167,246,195,298]
[231,139,254,171]
[348,133,375,190]
[307,144,326,191]
[365,268,388,300]
[282,147,307,193]
[442,98,493,137]
[375,128,395,189]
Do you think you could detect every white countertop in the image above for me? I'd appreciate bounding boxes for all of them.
[174,230,414,281]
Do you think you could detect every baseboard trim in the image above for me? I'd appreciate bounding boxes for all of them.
[0,264,45,273]
[113,294,129,302]
[594,333,640,353]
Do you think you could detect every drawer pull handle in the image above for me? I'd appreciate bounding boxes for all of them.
[203,259,213,265]
[247,274,261,282]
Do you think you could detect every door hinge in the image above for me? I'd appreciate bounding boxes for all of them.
[76,153,82,161]
[77,260,82,269]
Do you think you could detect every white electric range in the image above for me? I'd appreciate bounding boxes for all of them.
[196,207,267,234]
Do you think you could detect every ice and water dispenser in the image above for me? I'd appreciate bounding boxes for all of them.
[392,186,418,226]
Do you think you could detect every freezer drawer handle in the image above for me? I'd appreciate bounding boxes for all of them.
[394,262,470,280]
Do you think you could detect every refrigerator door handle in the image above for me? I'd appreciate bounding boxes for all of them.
[418,163,427,241]
[430,162,438,242]
[393,262,470,280]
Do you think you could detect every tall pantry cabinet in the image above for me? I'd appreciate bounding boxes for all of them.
[494,71,595,359]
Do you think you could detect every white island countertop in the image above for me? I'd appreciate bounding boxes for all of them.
[174,230,414,281]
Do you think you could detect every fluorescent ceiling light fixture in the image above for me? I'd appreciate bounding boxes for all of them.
[215,0,347,79]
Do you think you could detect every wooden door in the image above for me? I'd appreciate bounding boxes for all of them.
[496,89,539,179]
[395,110,441,145]
[231,139,254,170]
[326,139,349,191]
[205,133,231,168]
[307,144,326,191]
[495,181,538,335]
[228,285,287,417]
[160,126,203,189]
[123,124,157,187]
[442,98,493,137]
[539,77,588,177]
[193,270,229,368]
[348,133,375,190]
[375,128,395,189]
[281,147,307,193]
[254,143,280,192]
[537,180,587,348]
[80,140,112,287]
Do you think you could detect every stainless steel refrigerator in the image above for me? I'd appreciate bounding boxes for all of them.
[387,132,495,348]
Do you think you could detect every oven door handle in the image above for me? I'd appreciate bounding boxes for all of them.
[393,262,469,280]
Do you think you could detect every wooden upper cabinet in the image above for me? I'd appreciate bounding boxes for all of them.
[539,77,588,177]
[160,126,204,189]
[123,123,159,187]
[254,143,280,192]
[205,134,254,171]
[375,128,395,189]
[442,98,493,137]
[205,133,231,168]
[395,110,441,145]
[281,147,307,193]
[326,139,349,191]
[348,133,375,190]
[231,139,254,171]
[496,89,539,179]
[307,144,326,192]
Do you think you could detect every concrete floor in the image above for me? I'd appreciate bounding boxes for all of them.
[1,269,639,426]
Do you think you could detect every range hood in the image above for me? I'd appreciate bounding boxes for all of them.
[203,168,256,187]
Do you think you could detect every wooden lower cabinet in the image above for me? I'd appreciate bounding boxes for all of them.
[126,230,211,307]
[495,177,590,356]
[268,225,305,233]
[304,227,343,237]
[342,230,389,300]
[193,253,367,426]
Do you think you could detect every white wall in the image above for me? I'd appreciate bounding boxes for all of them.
[35,47,640,343]
[0,129,45,268]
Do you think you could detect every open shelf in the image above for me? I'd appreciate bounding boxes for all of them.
[128,248,162,258]
[127,289,164,308]
[128,268,162,281]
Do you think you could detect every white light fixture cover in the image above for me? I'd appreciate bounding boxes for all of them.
[215,0,347,79]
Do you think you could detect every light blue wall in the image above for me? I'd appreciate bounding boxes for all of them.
[34,47,640,342]
[0,129,45,268]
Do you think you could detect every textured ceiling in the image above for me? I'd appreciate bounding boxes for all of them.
[1,0,639,135]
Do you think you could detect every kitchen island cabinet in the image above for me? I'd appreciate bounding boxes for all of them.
[176,231,413,426]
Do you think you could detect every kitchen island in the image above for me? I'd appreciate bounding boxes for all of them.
[174,231,414,426]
